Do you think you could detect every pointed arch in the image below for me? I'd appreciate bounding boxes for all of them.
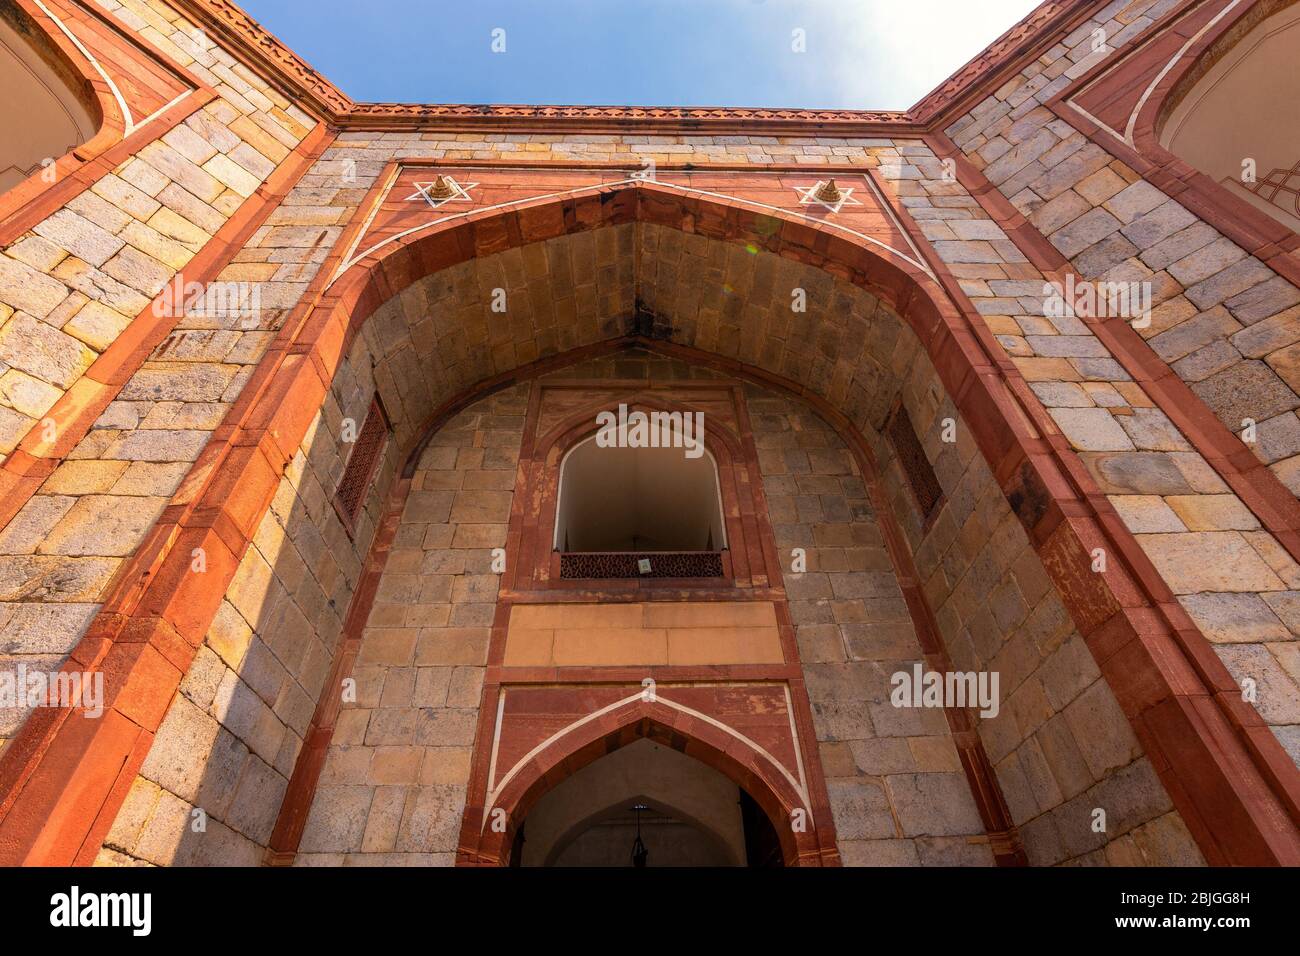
[463,693,824,867]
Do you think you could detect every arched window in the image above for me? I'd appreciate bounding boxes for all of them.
[554,431,727,578]
[0,10,99,194]
[1159,0,1300,233]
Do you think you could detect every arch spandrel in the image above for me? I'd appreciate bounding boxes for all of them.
[465,690,822,867]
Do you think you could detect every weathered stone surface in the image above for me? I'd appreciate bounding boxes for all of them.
[1137,531,1284,594]
[1168,237,1246,287]
[0,495,76,555]
[1102,181,1165,224]
[0,369,61,418]
[0,555,118,603]
[1225,276,1300,325]
[1116,408,1192,451]
[1233,307,1300,358]
[1182,593,1290,643]
[1165,494,1259,531]
[1048,407,1134,451]
[885,773,985,837]
[37,495,167,557]
[298,786,373,853]
[140,695,221,803]
[1053,207,1122,258]
[0,602,97,655]
[1108,495,1185,533]
[395,784,464,853]
[1216,643,1300,725]
[32,210,125,268]
[1149,306,1240,363]
[0,256,69,319]
[1121,200,1197,248]
[1185,258,1275,311]
[103,429,211,462]
[63,300,133,353]
[1191,360,1299,427]
[0,313,95,388]
[827,778,898,839]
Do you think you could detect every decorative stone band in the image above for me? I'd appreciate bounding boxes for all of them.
[558,551,727,580]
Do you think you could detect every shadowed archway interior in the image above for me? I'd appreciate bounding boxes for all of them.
[515,738,748,867]
[257,208,1200,867]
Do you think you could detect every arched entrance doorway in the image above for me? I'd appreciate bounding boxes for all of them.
[512,738,780,867]
[467,697,823,867]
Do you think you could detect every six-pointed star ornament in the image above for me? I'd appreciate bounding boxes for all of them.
[794,178,862,214]
[405,174,478,209]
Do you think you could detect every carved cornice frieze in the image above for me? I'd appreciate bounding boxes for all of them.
[344,101,911,133]
[168,0,355,116]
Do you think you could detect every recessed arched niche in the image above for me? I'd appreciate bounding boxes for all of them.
[1159,0,1300,232]
[0,8,100,195]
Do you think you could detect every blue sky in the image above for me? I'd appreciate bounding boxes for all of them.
[239,0,1041,110]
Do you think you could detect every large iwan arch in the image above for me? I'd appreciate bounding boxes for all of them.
[1,177,1297,868]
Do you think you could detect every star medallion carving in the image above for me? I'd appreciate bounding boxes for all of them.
[405,175,478,209]
[794,179,862,214]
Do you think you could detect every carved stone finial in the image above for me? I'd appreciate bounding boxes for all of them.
[814,179,842,204]
[428,175,457,199]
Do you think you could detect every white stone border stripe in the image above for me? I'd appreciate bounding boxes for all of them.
[1123,0,1244,146]
[31,0,195,137]
[482,686,813,832]
[33,0,134,133]
[1065,0,1245,147]
[327,169,937,290]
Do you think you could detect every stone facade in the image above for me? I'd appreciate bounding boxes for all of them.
[0,0,1297,866]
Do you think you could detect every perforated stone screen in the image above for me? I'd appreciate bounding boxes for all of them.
[559,551,726,579]
[335,396,388,527]
[887,405,944,519]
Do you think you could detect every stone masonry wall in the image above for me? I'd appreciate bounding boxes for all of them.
[934,0,1300,763]
[0,0,321,750]
[877,334,1203,865]
[99,320,396,864]
[3,0,1294,865]
[950,0,1300,498]
[295,385,527,865]
[748,384,993,866]
[634,223,1200,863]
